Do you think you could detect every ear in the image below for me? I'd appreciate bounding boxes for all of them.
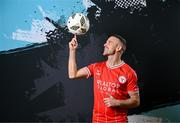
[116,45,122,52]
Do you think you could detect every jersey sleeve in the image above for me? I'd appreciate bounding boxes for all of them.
[84,63,96,78]
[127,70,139,93]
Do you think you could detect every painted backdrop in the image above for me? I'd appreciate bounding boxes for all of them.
[0,0,180,122]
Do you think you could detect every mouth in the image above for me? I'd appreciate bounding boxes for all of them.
[103,47,108,55]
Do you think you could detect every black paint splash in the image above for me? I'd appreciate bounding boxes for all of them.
[0,0,180,122]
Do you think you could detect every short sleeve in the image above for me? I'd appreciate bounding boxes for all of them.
[127,71,139,93]
[84,63,96,78]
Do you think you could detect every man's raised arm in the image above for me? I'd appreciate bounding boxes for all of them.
[68,35,88,79]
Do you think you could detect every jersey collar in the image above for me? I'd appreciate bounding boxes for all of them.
[106,60,125,69]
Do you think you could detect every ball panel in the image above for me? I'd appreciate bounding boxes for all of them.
[80,28,86,33]
[80,16,85,27]
[70,25,80,31]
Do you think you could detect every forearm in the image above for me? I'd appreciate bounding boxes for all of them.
[116,98,140,109]
[68,50,77,78]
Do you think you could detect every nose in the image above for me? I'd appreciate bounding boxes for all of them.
[104,42,107,47]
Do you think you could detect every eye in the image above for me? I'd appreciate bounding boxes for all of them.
[109,40,112,43]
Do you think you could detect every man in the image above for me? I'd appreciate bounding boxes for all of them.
[68,34,140,123]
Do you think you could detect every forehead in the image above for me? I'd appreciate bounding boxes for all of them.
[107,36,120,44]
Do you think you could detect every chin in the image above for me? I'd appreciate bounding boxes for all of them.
[103,53,108,56]
[103,50,108,56]
[103,51,106,56]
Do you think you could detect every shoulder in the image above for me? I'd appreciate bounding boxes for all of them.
[87,61,106,71]
[91,61,106,67]
[122,63,137,77]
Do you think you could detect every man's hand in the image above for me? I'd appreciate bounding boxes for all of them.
[69,35,78,51]
[103,93,120,107]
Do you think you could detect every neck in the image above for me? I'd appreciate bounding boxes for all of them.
[106,53,122,67]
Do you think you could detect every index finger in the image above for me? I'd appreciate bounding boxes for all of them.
[74,35,78,43]
[74,34,77,39]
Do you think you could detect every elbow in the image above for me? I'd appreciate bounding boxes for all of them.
[136,101,140,107]
[68,75,76,79]
[68,73,77,79]
[134,99,140,108]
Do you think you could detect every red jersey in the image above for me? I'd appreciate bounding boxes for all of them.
[84,61,139,123]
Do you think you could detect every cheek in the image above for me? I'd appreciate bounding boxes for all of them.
[111,46,116,51]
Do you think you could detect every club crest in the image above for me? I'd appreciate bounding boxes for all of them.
[118,76,127,84]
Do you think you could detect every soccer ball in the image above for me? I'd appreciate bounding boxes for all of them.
[67,13,90,35]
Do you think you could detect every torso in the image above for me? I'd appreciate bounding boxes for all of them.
[92,61,135,123]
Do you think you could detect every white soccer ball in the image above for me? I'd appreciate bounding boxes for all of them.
[67,13,90,35]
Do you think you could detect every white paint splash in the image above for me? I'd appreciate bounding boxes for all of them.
[83,0,101,19]
[12,5,58,43]
[38,5,47,17]
[38,5,59,21]
[83,0,96,10]
[141,0,147,6]
[12,19,56,43]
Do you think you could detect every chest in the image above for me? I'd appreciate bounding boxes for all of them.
[94,67,129,90]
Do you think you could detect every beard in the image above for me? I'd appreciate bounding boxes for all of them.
[103,48,115,56]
